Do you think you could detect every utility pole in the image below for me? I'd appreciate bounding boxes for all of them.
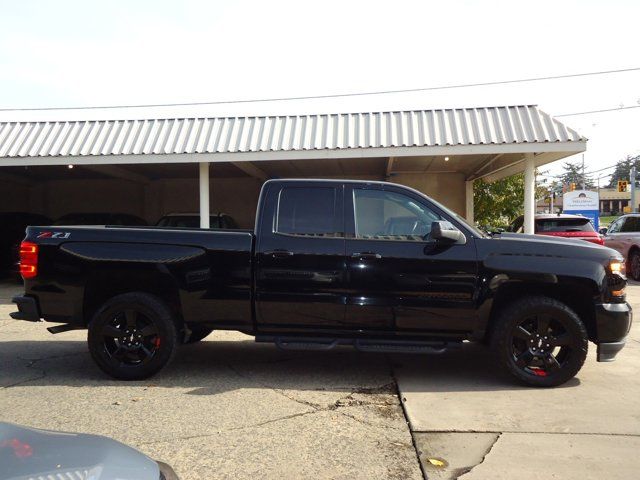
[549,189,554,214]
[631,166,637,213]
[581,154,586,190]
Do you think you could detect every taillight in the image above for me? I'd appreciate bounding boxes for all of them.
[584,236,605,246]
[19,241,38,279]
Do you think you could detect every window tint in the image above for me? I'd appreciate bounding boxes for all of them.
[536,218,595,233]
[276,187,340,237]
[621,216,640,232]
[353,189,441,241]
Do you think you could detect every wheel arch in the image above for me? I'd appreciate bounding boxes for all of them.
[484,280,598,342]
[82,263,183,328]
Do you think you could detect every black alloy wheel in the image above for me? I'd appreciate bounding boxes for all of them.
[88,292,178,380]
[509,314,575,378]
[101,310,161,365]
[492,296,588,387]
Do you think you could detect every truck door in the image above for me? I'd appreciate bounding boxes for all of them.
[344,184,479,333]
[255,182,347,329]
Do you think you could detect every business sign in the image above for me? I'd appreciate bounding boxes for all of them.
[563,190,599,230]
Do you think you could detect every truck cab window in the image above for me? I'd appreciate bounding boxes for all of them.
[353,189,441,241]
[276,187,341,237]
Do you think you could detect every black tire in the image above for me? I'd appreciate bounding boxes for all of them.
[629,250,640,281]
[182,326,214,344]
[88,292,178,380]
[491,296,588,387]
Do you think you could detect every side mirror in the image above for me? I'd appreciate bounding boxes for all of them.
[430,221,464,243]
[599,227,608,235]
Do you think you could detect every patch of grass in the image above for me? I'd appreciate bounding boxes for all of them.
[600,215,621,226]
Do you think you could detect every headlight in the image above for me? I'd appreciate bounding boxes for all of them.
[609,258,626,298]
[610,259,625,277]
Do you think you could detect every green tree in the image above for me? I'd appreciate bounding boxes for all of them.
[606,155,640,188]
[559,160,594,189]
[474,173,549,229]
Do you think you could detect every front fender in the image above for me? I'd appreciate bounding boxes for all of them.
[473,252,605,340]
[483,253,605,289]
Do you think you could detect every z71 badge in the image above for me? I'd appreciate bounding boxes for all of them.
[37,231,71,239]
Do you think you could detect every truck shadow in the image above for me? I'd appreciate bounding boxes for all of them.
[0,336,580,393]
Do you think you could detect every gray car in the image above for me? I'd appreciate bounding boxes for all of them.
[0,422,178,480]
[601,214,640,280]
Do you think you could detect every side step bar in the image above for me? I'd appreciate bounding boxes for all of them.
[255,336,460,354]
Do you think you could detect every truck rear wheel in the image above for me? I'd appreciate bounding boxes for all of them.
[491,296,588,387]
[88,292,178,380]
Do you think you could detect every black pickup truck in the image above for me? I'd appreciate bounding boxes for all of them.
[11,179,632,387]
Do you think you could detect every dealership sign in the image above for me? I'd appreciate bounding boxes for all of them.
[563,190,599,230]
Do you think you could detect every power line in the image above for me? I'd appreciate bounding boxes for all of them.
[538,163,619,180]
[1,66,639,112]
[555,105,640,117]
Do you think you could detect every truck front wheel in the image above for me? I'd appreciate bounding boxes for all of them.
[88,292,178,380]
[491,296,588,387]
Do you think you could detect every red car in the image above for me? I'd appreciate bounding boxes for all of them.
[507,214,604,245]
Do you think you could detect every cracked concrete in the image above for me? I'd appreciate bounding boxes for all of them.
[397,284,640,479]
[3,276,639,479]
[462,433,640,480]
[412,432,500,480]
[0,282,421,479]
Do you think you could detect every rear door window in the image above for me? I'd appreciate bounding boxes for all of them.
[276,187,342,237]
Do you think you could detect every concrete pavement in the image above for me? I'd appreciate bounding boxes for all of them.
[0,283,420,480]
[1,280,638,479]
[395,283,640,479]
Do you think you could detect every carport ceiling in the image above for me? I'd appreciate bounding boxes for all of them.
[0,154,519,183]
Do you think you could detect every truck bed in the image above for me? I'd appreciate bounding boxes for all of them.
[21,224,255,330]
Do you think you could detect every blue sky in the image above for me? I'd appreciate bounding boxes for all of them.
[1,0,639,180]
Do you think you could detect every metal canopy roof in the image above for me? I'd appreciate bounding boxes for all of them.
[0,106,585,167]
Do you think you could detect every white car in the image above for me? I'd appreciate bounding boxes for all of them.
[601,214,640,279]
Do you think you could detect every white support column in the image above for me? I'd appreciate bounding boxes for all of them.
[199,162,210,228]
[465,180,474,223]
[523,154,535,234]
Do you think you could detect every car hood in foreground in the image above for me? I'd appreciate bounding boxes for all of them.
[0,422,160,480]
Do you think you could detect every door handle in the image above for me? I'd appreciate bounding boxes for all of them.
[265,249,294,258]
[352,252,382,260]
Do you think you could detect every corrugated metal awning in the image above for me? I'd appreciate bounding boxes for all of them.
[0,105,584,160]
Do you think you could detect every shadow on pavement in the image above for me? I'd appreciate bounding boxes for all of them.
[0,337,579,393]
[391,342,581,392]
